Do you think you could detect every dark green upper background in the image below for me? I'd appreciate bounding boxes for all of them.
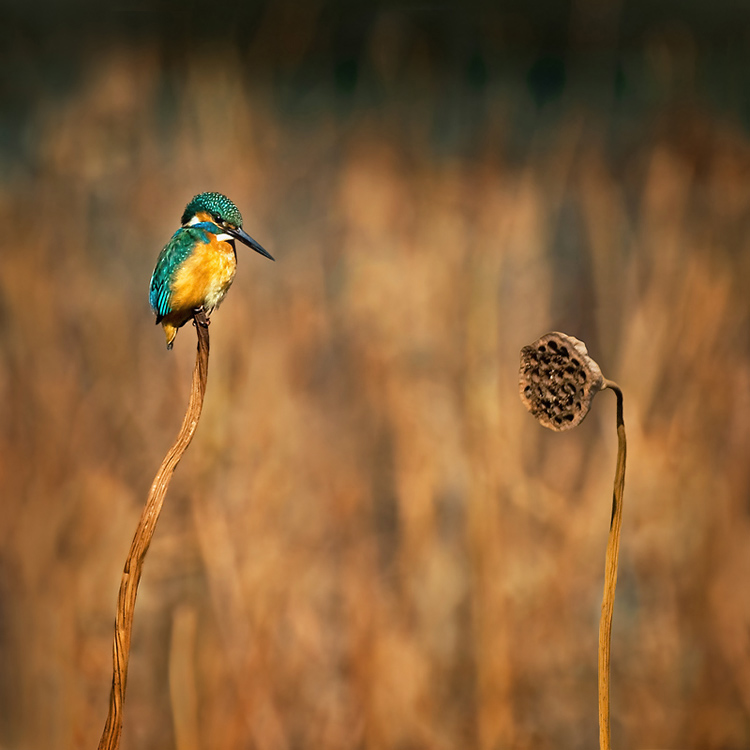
[3,0,750,175]
[4,0,750,105]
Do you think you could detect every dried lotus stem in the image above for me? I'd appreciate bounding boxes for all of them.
[597,377,625,750]
[519,332,627,750]
[98,310,210,750]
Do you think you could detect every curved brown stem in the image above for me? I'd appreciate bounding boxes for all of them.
[598,379,626,750]
[98,311,210,750]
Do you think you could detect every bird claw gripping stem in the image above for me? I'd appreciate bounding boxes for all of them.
[192,308,210,329]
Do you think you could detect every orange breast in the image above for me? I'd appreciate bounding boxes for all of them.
[170,239,237,315]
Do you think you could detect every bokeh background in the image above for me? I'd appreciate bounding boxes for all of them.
[2,1,750,748]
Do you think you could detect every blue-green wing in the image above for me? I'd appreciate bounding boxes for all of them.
[149,228,204,320]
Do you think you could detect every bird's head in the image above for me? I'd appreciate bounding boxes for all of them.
[182,192,274,260]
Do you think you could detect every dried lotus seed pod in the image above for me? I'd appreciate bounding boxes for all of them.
[519,332,604,431]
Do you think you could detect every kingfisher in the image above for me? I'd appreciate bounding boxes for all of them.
[149,192,274,349]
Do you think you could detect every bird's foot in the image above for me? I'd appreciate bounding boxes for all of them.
[192,307,210,329]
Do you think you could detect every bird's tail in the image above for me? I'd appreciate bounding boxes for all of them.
[162,322,178,350]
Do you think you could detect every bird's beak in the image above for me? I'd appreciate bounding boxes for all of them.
[227,227,275,261]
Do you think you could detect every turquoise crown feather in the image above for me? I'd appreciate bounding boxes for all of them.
[181,192,243,228]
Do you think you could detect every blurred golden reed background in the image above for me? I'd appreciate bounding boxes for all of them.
[2,3,750,748]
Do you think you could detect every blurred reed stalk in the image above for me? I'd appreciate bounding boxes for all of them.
[519,332,627,750]
[98,311,210,750]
